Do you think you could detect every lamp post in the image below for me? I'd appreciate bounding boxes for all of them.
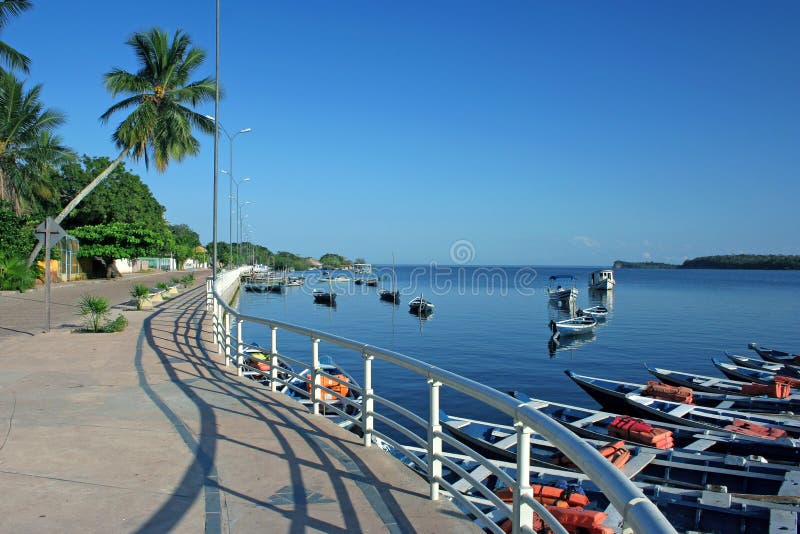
[234,178,252,265]
[238,198,252,265]
[205,115,251,267]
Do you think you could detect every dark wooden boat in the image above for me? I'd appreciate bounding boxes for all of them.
[646,363,783,396]
[567,370,800,416]
[509,391,800,462]
[354,278,365,285]
[365,278,378,287]
[726,352,800,378]
[408,294,434,315]
[749,342,800,365]
[441,411,800,495]
[267,283,283,293]
[378,289,400,304]
[385,443,800,534]
[312,289,336,305]
[711,357,796,386]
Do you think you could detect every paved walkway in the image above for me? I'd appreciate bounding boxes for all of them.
[0,274,476,532]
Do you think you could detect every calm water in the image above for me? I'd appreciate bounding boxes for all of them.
[237,266,800,426]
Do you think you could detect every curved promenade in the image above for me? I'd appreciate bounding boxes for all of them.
[0,272,476,532]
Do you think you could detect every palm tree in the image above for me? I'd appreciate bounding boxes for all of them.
[0,0,32,73]
[0,71,73,215]
[28,28,216,264]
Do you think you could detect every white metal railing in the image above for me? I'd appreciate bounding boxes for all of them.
[208,275,676,534]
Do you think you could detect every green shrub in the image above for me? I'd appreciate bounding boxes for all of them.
[181,273,195,286]
[78,295,111,332]
[104,314,128,332]
[170,276,181,285]
[156,281,169,291]
[0,254,38,291]
[130,284,150,310]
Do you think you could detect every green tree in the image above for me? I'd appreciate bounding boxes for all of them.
[0,72,73,216]
[0,200,35,258]
[71,222,175,277]
[0,0,31,73]
[168,223,200,268]
[58,155,166,231]
[319,253,347,269]
[30,28,215,264]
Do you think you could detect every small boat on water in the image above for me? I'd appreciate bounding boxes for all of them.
[567,370,800,416]
[441,411,800,495]
[312,289,336,305]
[547,275,578,302]
[726,352,800,377]
[549,316,597,337]
[267,283,283,294]
[712,357,800,387]
[243,282,268,293]
[365,277,378,287]
[588,269,615,291]
[508,391,800,462]
[378,289,400,304]
[241,344,293,390]
[319,274,350,283]
[750,342,800,365]
[644,364,783,396]
[408,294,434,315]
[581,305,609,320]
[282,355,362,429]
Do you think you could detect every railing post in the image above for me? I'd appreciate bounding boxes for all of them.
[269,326,279,392]
[236,318,243,376]
[206,276,213,311]
[311,337,321,415]
[362,352,374,447]
[224,313,232,366]
[428,378,443,500]
[513,422,534,534]
[216,303,223,354]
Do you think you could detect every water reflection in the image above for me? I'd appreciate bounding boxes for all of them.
[588,288,614,310]
[548,332,598,357]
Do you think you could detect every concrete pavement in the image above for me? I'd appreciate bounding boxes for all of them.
[0,272,477,533]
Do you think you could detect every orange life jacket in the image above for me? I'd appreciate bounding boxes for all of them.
[723,418,788,440]
[551,440,631,470]
[498,506,614,534]
[608,415,674,449]
[774,375,800,389]
[495,484,589,508]
[305,373,350,401]
[740,381,791,398]
[642,381,694,404]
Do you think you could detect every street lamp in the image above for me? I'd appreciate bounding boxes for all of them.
[237,198,253,265]
[205,115,251,267]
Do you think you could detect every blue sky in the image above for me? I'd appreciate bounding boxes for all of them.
[7,1,799,265]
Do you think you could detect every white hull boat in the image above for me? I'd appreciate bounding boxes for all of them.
[551,316,597,336]
[589,269,615,291]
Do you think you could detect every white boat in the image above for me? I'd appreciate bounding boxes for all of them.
[589,269,615,290]
[546,275,578,301]
[318,275,351,283]
[581,305,609,320]
[550,316,596,336]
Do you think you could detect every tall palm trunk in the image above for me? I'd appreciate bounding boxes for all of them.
[26,147,128,265]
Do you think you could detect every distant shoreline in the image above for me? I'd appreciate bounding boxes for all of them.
[614,254,800,270]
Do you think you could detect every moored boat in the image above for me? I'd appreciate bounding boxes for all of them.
[726,352,800,377]
[409,294,434,315]
[312,289,336,305]
[712,357,800,387]
[282,355,362,429]
[378,289,400,304]
[241,344,293,390]
[644,364,778,396]
[441,411,800,495]
[567,370,800,415]
[588,269,615,291]
[749,342,800,365]
[509,391,800,462]
[547,275,578,302]
[581,305,609,320]
[549,316,597,337]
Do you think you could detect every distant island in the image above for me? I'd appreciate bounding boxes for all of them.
[614,254,800,270]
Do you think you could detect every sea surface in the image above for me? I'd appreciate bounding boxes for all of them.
[237,266,800,427]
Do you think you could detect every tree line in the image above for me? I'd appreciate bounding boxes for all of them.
[614,255,800,270]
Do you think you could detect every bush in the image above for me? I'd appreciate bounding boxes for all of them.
[156,281,169,291]
[104,314,128,332]
[170,276,181,285]
[130,284,150,310]
[78,295,111,332]
[0,254,38,291]
[181,273,195,286]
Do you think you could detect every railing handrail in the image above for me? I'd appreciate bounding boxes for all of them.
[209,273,675,534]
